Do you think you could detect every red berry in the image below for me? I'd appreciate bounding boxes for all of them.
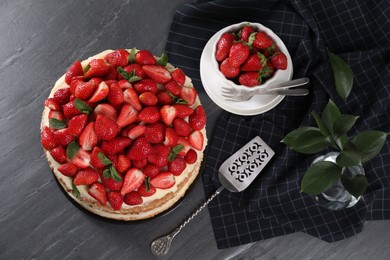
[238,72,261,87]
[117,154,131,174]
[145,122,166,143]
[143,164,160,178]
[171,68,186,85]
[62,101,82,119]
[58,163,79,177]
[160,105,177,126]
[163,127,178,147]
[139,91,158,106]
[126,137,153,161]
[157,91,173,105]
[173,118,191,137]
[50,146,67,163]
[252,31,274,49]
[220,58,240,78]
[123,191,143,205]
[228,42,250,68]
[101,137,132,155]
[105,49,129,67]
[174,104,193,118]
[134,79,158,94]
[179,86,197,106]
[135,50,156,65]
[85,59,110,78]
[71,148,91,169]
[53,88,72,105]
[107,191,124,210]
[123,88,142,111]
[90,147,107,169]
[121,168,145,195]
[74,80,97,100]
[94,115,119,141]
[139,106,160,124]
[108,82,124,105]
[215,33,236,62]
[122,63,146,79]
[94,103,118,122]
[189,105,206,130]
[41,126,57,150]
[164,80,182,96]
[241,52,266,72]
[142,65,172,84]
[117,104,139,128]
[65,60,84,85]
[132,158,148,169]
[88,182,107,205]
[127,125,146,140]
[168,157,186,176]
[68,114,88,136]
[53,128,74,147]
[189,130,204,151]
[137,183,156,197]
[150,172,175,189]
[270,52,288,70]
[185,149,198,164]
[73,167,99,185]
[240,25,254,42]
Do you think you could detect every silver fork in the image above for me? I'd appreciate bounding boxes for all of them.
[221,77,310,102]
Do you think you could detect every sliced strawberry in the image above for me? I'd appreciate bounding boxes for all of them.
[63,101,82,120]
[185,149,198,164]
[117,104,139,128]
[71,148,91,169]
[53,88,72,105]
[67,114,88,136]
[173,118,191,137]
[143,164,160,178]
[101,137,132,155]
[126,137,153,160]
[73,167,99,185]
[79,122,97,151]
[148,154,168,167]
[53,128,74,147]
[58,163,79,177]
[108,82,124,105]
[131,158,148,169]
[177,137,191,156]
[127,125,146,140]
[121,168,145,195]
[107,191,124,210]
[168,157,186,176]
[135,50,156,65]
[103,66,119,80]
[137,182,156,197]
[65,60,84,85]
[179,86,197,106]
[139,91,158,106]
[123,191,143,205]
[160,105,177,126]
[41,126,57,150]
[74,81,97,100]
[164,80,182,96]
[138,106,160,124]
[150,172,175,189]
[88,81,109,103]
[49,146,67,163]
[85,59,110,78]
[189,105,206,130]
[163,127,179,147]
[189,130,204,151]
[104,49,129,67]
[134,79,158,94]
[171,68,186,85]
[122,63,146,79]
[95,114,119,141]
[142,65,172,84]
[48,110,64,121]
[144,122,166,143]
[117,154,131,174]
[88,182,107,205]
[118,79,132,89]
[157,91,173,105]
[94,103,118,122]
[123,88,142,111]
[44,98,61,111]
[174,104,193,118]
[90,147,107,169]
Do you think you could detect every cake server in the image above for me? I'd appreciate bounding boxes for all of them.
[150,136,275,257]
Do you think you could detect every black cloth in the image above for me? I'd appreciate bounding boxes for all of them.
[165,0,390,249]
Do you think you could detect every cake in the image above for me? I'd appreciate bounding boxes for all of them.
[41,49,207,220]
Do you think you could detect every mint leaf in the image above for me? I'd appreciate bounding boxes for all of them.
[128,48,136,63]
[74,98,92,114]
[83,64,90,74]
[49,118,67,129]
[301,161,342,194]
[117,66,130,79]
[128,76,142,83]
[327,49,353,101]
[145,177,150,192]
[110,165,122,182]
[98,152,112,166]
[248,32,256,45]
[156,53,168,66]
[72,182,80,198]
[66,141,80,159]
[168,144,184,162]
[167,91,188,104]
[103,168,111,179]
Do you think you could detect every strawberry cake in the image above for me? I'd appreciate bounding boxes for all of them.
[41,49,207,220]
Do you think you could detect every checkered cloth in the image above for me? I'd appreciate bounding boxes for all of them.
[165,0,390,249]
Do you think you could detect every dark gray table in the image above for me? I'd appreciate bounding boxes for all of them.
[1,0,389,259]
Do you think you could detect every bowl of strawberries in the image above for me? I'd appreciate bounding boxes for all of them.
[200,22,293,115]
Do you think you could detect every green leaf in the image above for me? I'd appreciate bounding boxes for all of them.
[74,98,93,114]
[128,76,142,83]
[291,129,331,154]
[98,152,112,166]
[49,118,67,129]
[103,168,111,179]
[281,127,320,148]
[336,147,361,167]
[72,182,80,198]
[248,32,256,45]
[333,114,359,137]
[145,177,150,192]
[301,161,342,194]
[83,64,91,74]
[167,91,188,104]
[110,165,122,182]
[327,49,353,101]
[341,174,368,198]
[168,144,184,162]
[117,66,130,79]
[156,53,168,66]
[66,141,80,159]
[311,111,329,137]
[352,130,388,163]
[321,99,340,136]
[128,48,136,63]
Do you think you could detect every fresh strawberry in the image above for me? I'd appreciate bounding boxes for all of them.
[74,81,97,100]
[179,86,197,106]
[189,105,206,130]
[67,114,88,136]
[138,106,160,123]
[163,127,178,147]
[118,79,132,89]
[117,154,131,173]
[100,172,123,191]
[123,88,142,111]
[107,191,124,210]
[132,158,148,169]
[126,137,153,160]
[135,50,156,65]
[73,167,99,185]
[105,49,129,67]
[90,147,107,169]
[50,146,67,163]
[137,183,156,197]
[261,61,275,78]
[117,104,139,128]
[88,81,109,103]
[79,122,97,151]
[58,163,79,177]
[150,172,175,189]
[177,137,191,156]
[142,65,172,84]
[239,72,261,87]
[173,118,191,137]
[220,58,240,78]
[143,164,160,178]
[65,60,84,85]
[241,52,266,71]
[174,104,193,118]
[41,126,58,150]
[270,51,287,70]
[71,148,91,169]
[122,63,146,79]
[103,66,119,80]
[48,110,64,121]
[145,122,166,143]
[53,128,74,147]
[53,88,72,105]
[185,149,197,164]
[88,182,107,205]
[263,44,279,58]
[139,91,158,106]
[153,143,171,157]
[251,31,274,50]
[121,168,145,195]
[95,114,119,140]
[240,24,254,42]
[215,33,236,62]
[108,82,124,105]
[148,154,168,167]
[229,42,250,68]
[44,98,61,111]
[123,191,143,205]
[157,91,173,105]
[164,80,182,96]
[168,157,186,176]
[171,68,186,85]
[101,137,132,155]
[127,125,146,140]
[85,59,110,78]
[160,105,177,126]
[69,79,84,95]
[189,130,204,151]
[134,79,158,94]
[94,103,118,122]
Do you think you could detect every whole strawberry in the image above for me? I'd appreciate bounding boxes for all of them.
[228,42,250,68]
[240,25,254,42]
[215,33,236,62]
[270,52,287,70]
[239,72,261,87]
[251,32,274,50]
[220,58,240,78]
[241,52,267,72]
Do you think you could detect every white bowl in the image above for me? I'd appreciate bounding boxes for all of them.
[200,22,293,115]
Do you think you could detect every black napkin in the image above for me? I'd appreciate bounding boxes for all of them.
[165,0,390,249]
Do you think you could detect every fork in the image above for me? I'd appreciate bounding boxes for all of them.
[221,77,310,102]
